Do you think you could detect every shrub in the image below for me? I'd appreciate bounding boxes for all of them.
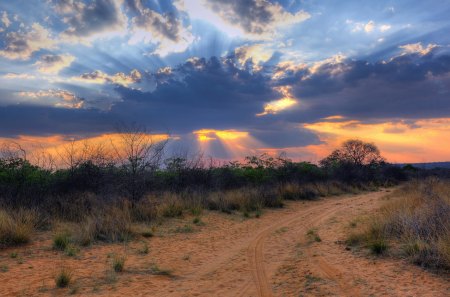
[64,244,79,257]
[157,193,184,218]
[279,183,318,200]
[112,254,126,272]
[53,230,71,250]
[55,267,72,288]
[149,264,172,276]
[0,209,37,247]
[369,239,388,255]
[139,242,149,254]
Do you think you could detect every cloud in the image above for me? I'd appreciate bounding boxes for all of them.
[0,23,56,60]
[0,104,114,137]
[18,89,85,109]
[34,54,75,74]
[181,0,310,38]
[348,20,391,33]
[399,42,439,56]
[1,11,11,27]
[1,73,36,79]
[55,0,127,43]
[379,24,391,32]
[279,51,450,121]
[256,86,297,116]
[364,20,375,32]
[128,2,194,56]
[234,43,274,70]
[73,69,144,87]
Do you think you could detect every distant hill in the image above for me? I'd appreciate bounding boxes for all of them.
[395,162,450,169]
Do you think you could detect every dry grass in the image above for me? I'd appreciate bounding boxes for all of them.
[348,178,450,269]
[0,209,38,247]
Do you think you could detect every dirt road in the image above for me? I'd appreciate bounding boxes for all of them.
[1,190,449,296]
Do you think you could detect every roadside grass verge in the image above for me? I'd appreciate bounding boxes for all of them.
[347,178,450,270]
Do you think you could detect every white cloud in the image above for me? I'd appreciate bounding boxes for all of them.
[399,42,438,56]
[34,54,75,74]
[0,23,56,60]
[177,0,310,39]
[234,44,273,70]
[128,2,195,56]
[1,73,36,79]
[364,20,375,33]
[349,20,391,34]
[379,24,391,32]
[73,69,143,87]
[17,89,84,109]
[1,11,11,27]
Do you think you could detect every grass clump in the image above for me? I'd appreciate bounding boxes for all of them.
[149,264,172,276]
[139,242,149,254]
[53,230,71,250]
[306,229,322,242]
[174,224,193,233]
[0,209,37,247]
[55,267,72,288]
[368,239,388,255]
[112,254,126,272]
[64,244,79,257]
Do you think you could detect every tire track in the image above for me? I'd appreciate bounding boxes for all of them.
[245,193,380,297]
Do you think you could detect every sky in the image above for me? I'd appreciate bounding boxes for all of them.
[0,0,450,163]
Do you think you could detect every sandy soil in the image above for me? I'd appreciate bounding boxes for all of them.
[0,190,449,296]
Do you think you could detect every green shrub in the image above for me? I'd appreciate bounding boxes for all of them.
[53,231,71,250]
[369,239,388,255]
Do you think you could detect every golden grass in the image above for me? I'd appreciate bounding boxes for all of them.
[348,178,450,269]
[0,209,38,247]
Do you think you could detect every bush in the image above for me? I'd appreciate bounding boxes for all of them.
[55,267,72,288]
[157,193,184,218]
[53,231,71,250]
[112,254,126,272]
[369,239,388,254]
[0,209,37,247]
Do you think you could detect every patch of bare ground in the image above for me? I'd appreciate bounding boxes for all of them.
[0,190,448,296]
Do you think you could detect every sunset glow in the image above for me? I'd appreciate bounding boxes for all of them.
[1,0,449,163]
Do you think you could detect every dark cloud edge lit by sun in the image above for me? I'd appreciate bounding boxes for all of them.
[1,0,450,163]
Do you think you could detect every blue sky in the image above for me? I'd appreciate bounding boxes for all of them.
[1,0,450,162]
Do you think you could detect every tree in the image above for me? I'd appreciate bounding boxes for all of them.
[112,123,168,201]
[320,139,385,167]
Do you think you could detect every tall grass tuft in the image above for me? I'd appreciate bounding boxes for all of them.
[0,209,38,247]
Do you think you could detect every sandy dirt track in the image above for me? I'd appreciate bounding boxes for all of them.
[1,190,449,296]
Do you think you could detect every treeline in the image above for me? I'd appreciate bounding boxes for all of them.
[0,135,409,210]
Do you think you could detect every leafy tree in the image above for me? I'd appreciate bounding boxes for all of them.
[320,139,385,167]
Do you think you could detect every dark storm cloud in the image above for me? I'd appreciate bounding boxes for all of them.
[276,48,450,121]
[111,56,279,133]
[0,105,114,137]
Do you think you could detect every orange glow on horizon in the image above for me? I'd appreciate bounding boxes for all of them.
[193,128,263,158]
[0,133,169,167]
[303,117,450,163]
[193,129,249,142]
